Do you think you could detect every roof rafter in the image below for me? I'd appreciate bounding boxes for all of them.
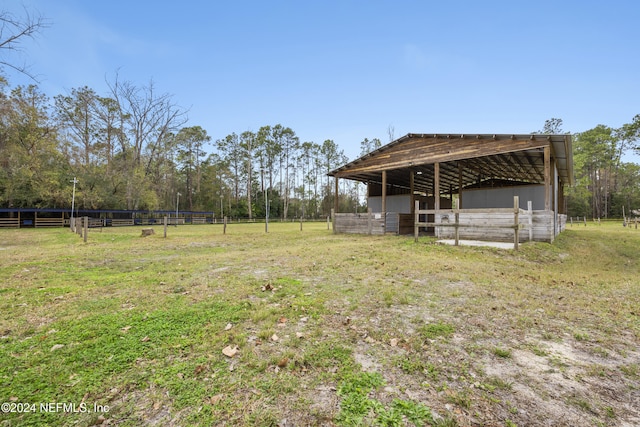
[329,133,574,195]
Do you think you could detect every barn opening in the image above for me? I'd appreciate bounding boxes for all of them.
[328,133,573,243]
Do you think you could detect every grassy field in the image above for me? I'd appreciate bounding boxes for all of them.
[0,221,639,426]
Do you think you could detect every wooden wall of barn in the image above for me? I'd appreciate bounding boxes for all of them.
[334,212,385,235]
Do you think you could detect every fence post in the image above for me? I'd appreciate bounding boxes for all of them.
[513,196,519,251]
[454,210,460,246]
[163,216,168,238]
[223,216,227,234]
[330,209,335,233]
[83,216,88,243]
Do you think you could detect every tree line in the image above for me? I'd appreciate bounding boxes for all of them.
[0,76,377,219]
[1,76,639,220]
[563,117,640,219]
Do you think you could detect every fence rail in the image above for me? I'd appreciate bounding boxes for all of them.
[413,197,533,249]
[0,218,20,228]
[35,218,65,228]
[0,207,329,229]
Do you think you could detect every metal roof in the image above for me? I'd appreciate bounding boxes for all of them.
[329,133,573,194]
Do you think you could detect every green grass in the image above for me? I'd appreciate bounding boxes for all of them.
[418,321,456,341]
[0,221,639,426]
[336,371,436,426]
[493,347,512,358]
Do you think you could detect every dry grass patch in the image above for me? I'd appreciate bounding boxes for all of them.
[0,222,639,426]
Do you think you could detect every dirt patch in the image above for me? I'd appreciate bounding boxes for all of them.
[321,295,640,427]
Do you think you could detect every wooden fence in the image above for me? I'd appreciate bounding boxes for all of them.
[110,219,135,227]
[0,217,20,228]
[0,212,65,228]
[332,209,385,235]
[413,197,565,249]
[35,217,65,227]
[414,198,524,249]
[332,197,566,249]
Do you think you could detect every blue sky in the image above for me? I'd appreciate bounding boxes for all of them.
[2,0,640,162]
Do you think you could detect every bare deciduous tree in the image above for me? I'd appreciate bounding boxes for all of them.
[0,8,49,81]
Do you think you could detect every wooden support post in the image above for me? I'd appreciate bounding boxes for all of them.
[164,216,168,238]
[527,201,533,242]
[334,176,339,218]
[223,216,227,234]
[434,163,440,210]
[458,162,463,209]
[544,146,551,211]
[513,196,519,251]
[434,162,440,238]
[367,208,372,235]
[409,170,415,215]
[414,200,419,243]
[381,170,387,229]
[83,216,88,243]
[300,216,303,231]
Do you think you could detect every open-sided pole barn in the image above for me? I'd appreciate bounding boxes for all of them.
[328,133,573,243]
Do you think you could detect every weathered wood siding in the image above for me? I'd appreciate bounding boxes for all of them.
[398,214,415,235]
[336,209,564,243]
[334,212,385,235]
[434,210,558,242]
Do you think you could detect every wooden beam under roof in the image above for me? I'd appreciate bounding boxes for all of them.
[332,135,548,177]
